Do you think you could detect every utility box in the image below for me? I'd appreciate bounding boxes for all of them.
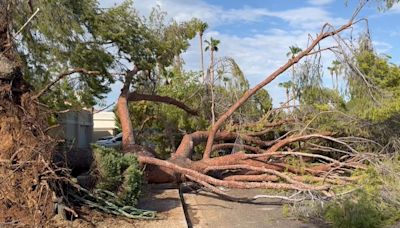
[58,110,93,149]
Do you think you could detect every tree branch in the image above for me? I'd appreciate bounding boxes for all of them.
[203,16,361,159]
[127,91,198,116]
[139,155,329,191]
[32,68,100,99]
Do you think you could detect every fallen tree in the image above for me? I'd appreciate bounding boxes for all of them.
[1,0,392,226]
[112,1,373,201]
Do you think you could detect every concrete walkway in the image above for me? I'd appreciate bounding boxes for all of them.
[48,185,329,228]
[136,185,188,228]
[183,189,325,228]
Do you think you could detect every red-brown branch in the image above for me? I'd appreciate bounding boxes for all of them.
[203,19,357,159]
[203,164,308,186]
[264,133,332,154]
[139,156,329,191]
[174,131,273,158]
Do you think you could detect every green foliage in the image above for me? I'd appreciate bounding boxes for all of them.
[114,70,208,157]
[205,37,220,52]
[193,19,208,36]
[92,145,142,206]
[12,0,114,110]
[11,0,198,110]
[286,45,302,59]
[287,161,400,227]
[112,54,271,158]
[324,160,400,228]
[346,50,400,121]
[301,87,347,111]
[324,191,384,228]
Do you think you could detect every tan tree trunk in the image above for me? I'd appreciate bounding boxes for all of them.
[210,49,216,125]
[291,66,296,109]
[200,33,205,82]
[335,74,339,92]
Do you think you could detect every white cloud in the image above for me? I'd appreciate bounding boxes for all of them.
[182,28,330,106]
[132,0,346,30]
[133,0,270,26]
[372,40,393,53]
[99,0,352,106]
[308,0,335,6]
[263,7,347,30]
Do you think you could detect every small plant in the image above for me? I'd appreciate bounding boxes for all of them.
[92,145,143,206]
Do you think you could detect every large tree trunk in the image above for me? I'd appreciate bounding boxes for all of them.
[118,68,137,151]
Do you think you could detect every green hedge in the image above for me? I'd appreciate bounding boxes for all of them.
[92,145,143,206]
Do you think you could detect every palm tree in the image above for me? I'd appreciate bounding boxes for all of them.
[327,65,335,90]
[286,46,302,107]
[333,60,342,92]
[205,37,220,124]
[279,80,294,107]
[196,21,208,82]
[205,37,220,84]
[327,60,342,92]
[286,46,302,59]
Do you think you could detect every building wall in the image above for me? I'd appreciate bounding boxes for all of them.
[92,111,117,142]
[58,110,93,149]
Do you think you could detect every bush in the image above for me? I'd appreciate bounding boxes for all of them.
[286,160,400,228]
[92,145,143,206]
[324,161,400,228]
[324,191,384,228]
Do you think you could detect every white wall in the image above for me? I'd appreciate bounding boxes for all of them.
[93,111,117,141]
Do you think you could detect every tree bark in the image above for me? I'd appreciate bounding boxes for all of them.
[118,68,138,151]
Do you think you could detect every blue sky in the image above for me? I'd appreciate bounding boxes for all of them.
[100,0,400,107]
